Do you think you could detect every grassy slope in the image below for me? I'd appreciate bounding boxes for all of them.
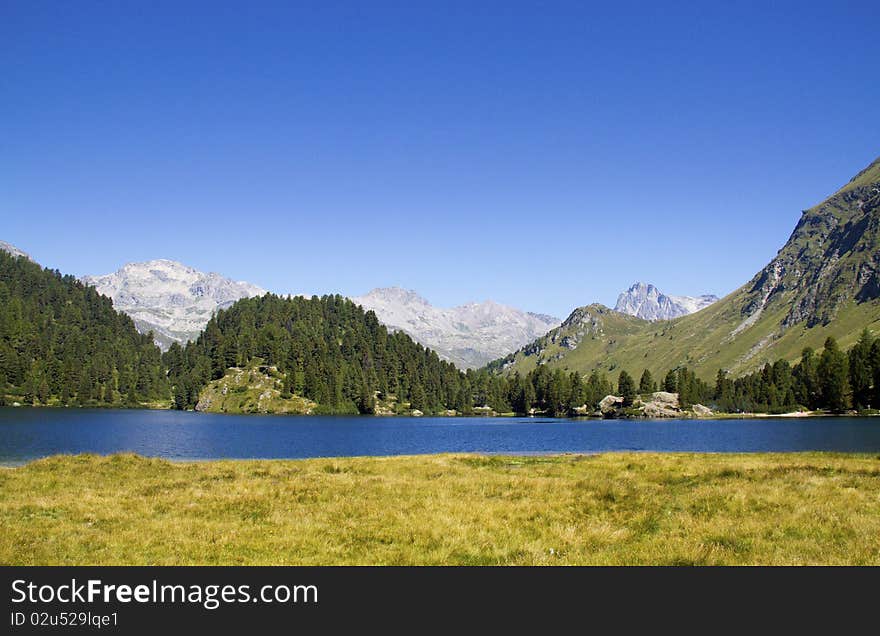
[504,298,880,381]
[839,156,880,193]
[3,452,880,565]
[500,157,880,381]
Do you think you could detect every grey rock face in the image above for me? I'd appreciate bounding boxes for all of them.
[351,287,560,369]
[82,259,265,349]
[614,282,718,321]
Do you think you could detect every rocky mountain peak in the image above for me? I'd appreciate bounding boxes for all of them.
[82,260,265,349]
[614,282,718,321]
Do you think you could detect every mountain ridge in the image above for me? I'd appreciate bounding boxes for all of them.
[352,286,560,369]
[490,155,880,380]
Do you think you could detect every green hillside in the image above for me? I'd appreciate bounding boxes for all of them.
[164,294,477,415]
[0,251,169,407]
[491,156,880,381]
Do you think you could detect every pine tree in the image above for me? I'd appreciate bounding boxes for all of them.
[638,369,655,394]
[568,372,584,409]
[618,370,636,407]
[280,373,293,399]
[848,329,873,409]
[455,384,473,415]
[521,380,536,414]
[794,347,819,409]
[871,340,880,409]
[818,337,850,412]
[714,369,733,411]
[663,369,677,393]
[37,378,50,405]
[409,384,426,412]
[546,369,570,416]
[357,381,375,414]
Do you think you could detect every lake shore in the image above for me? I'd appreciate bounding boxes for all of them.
[2,452,880,565]
[2,402,874,420]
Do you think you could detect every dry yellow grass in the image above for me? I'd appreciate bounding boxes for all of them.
[2,452,880,565]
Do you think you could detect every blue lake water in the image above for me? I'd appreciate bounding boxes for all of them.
[1,408,880,465]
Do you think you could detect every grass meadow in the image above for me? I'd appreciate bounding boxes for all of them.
[2,452,880,565]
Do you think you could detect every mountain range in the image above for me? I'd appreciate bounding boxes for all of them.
[81,260,266,350]
[351,287,560,369]
[7,154,879,381]
[73,264,711,368]
[491,155,880,380]
[4,154,880,417]
[614,282,718,321]
[75,260,559,366]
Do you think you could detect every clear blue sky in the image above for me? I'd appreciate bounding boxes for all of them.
[3,1,879,318]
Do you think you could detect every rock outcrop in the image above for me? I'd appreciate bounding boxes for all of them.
[615,282,718,321]
[692,403,713,417]
[597,391,712,418]
[639,391,681,418]
[598,395,624,416]
[195,367,315,414]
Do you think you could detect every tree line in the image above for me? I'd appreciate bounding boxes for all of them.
[490,365,713,416]
[712,332,877,413]
[487,333,875,416]
[2,249,878,416]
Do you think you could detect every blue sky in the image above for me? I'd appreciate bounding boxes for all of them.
[3,1,879,318]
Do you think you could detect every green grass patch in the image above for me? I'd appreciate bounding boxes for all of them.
[2,452,880,565]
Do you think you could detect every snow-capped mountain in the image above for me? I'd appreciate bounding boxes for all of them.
[614,282,718,321]
[0,240,32,261]
[82,260,265,349]
[352,287,560,369]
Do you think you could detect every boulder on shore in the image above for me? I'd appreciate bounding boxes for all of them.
[596,391,714,419]
[692,403,713,417]
[650,391,679,406]
[599,395,624,416]
[638,391,681,418]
